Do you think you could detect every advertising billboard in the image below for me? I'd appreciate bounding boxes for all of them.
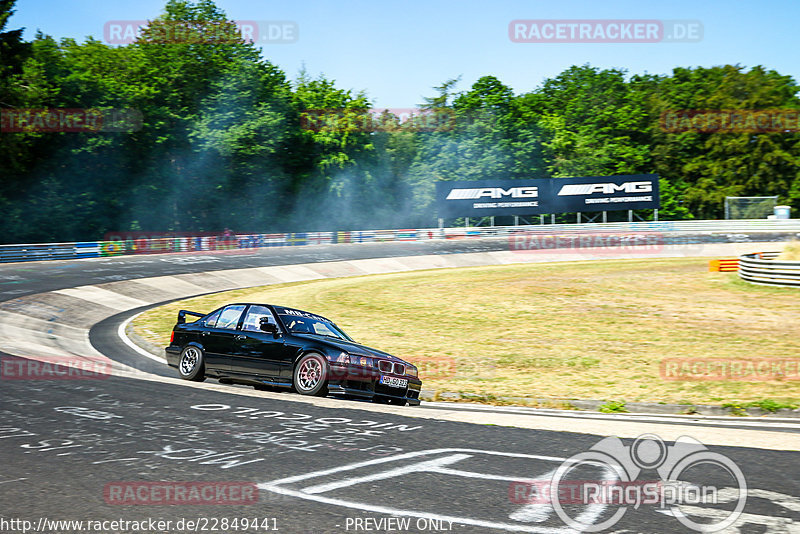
[435,175,659,217]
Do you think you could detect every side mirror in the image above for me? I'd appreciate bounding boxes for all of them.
[259,317,278,334]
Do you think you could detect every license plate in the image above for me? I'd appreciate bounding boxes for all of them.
[380,375,407,388]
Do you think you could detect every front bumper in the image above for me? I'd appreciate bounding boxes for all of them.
[328,363,422,406]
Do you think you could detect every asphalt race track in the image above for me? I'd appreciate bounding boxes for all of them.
[1,238,799,533]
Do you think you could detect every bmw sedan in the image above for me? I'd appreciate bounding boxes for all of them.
[165,303,422,406]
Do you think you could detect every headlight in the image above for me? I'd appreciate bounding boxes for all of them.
[335,352,350,365]
[406,365,418,378]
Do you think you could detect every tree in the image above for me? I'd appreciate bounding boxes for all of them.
[406,76,549,224]
[3,0,800,241]
[648,65,800,218]
[529,65,651,178]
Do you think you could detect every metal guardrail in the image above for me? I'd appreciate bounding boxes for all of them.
[0,219,798,264]
[738,252,800,287]
[0,242,87,263]
[515,220,800,234]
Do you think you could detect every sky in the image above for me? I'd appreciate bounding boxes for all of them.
[8,0,800,108]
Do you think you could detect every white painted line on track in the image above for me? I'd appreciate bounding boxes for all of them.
[259,448,611,533]
[301,454,472,494]
[118,313,167,364]
[422,402,800,429]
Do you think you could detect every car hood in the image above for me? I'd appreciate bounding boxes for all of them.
[294,335,410,364]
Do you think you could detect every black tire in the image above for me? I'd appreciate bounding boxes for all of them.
[178,345,206,382]
[293,353,328,397]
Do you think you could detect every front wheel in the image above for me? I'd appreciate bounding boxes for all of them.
[293,353,328,397]
[178,345,206,382]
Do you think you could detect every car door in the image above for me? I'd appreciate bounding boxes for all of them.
[227,305,291,380]
[200,304,246,371]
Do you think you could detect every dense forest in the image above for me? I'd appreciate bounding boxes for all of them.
[1,0,799,243]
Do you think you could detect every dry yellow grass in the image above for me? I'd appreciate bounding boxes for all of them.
[134,258,800,406]
[778,240,800,261]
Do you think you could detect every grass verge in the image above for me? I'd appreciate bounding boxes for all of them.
[134,257,800,407]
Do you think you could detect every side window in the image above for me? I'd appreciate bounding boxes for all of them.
[312,322,336,337]
[215,305,246,330]
[202,309,221,328]
[242,305,277,332]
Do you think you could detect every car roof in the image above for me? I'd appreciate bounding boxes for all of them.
[222,303,333,321]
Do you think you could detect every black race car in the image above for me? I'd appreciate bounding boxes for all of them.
[165,303,421,406]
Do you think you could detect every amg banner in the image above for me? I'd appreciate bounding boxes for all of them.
[435,175,659,217]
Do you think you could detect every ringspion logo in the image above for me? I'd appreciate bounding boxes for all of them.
[510,434,746,532]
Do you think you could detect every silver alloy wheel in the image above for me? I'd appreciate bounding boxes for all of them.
[180,347,200,375]
[297,357,322,391]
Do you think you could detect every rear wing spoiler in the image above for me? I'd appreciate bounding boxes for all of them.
[177,310,205,324]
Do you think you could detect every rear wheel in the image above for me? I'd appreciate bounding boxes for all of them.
[293,353,328,397]
[178,346,206,382]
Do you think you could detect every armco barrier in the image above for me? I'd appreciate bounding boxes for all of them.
[0,242,76,263]
[0,219,799,264]
[738,252,800,287]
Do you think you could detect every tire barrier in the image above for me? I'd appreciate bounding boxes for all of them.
[738,252,800,287]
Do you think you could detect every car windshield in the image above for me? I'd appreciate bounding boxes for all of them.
[275,307,353,341]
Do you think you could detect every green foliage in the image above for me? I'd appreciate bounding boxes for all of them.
[729,399,799,413]
[598,400,628,413]
[718,399,798,415]
[2,0,800,241]
[647,65,800,218]
[721,402,748,416]
[534,65,652,178]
